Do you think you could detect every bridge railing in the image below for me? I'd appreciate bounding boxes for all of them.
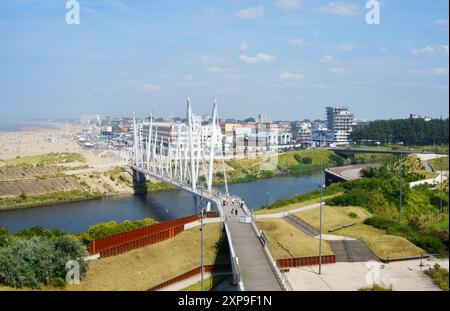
[223,221,244,291]
[249,212,293,291]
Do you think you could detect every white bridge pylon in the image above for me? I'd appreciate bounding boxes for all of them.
[132,98,229,215]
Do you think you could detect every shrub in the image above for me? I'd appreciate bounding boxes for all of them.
[424,264,449,291]
[0,235,89,289]
[359,284,393,291]
[0,247,39,289]
[84,218,158,240]
[301,157,312,164]
[49,277,66,288]
[348,212,358,219]
[329,153,345,166]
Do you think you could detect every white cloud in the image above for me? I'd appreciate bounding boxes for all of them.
[279,72,304,82]
[329,67,349,76]
[320,54,335,63]
[431,19,449,27]
[317,2,359,17]
[275,0,302,10]
[142,84,160,92]
[221,74,242,81]
[336,42,366,51]
[287,38,308,46]
[239,53,276,63]
[430,68,449,76]
[240,41,248,51]
[183,74,194,81]
[236,5,265,19]
[184,56,230,66]
[410,45,449,56]
[314,83,331,90]
[206,66,224,73]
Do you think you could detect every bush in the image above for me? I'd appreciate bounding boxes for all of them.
[329,153,345,166]
[84,218,158,240]
[348,212,358,219]
[16,227,66,239]
[0,247,40,289]
[0,235,89,289]
[364,216,448,257]
[424,264,449,291]
[301,157,312,164]
[49,277,66,288]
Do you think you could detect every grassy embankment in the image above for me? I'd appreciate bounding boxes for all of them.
[66,223,227,291]
[353,144,449,154]
[256,155,447,259]
[424,264,449,291]
[254,182,345,215]
[0,190,102,211]
[213,149,348,186]
[0,223,227,291]
[325,155,448,257]
[257,218,333,259]
[183,275,232,291]
[293,206,422,259]
[428,157,449,171]
[0,154,136,210]
[1,152,87,168]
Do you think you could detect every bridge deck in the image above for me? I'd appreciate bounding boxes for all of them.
[224,201,282,291]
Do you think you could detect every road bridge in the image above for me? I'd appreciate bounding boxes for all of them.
[329,147,414,164]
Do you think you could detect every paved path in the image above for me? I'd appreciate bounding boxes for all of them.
[409,170,448,188]
[286,258,449,291]
[223,199,282,291]
[284,214,319,236]
[255,202,321,219]
[329,240,378,263]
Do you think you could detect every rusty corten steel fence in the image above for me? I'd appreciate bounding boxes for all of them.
[89,212,220,257]
[147,264,231,291]
[276,255,336,268]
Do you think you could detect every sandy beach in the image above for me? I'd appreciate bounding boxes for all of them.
[0,123,125,168]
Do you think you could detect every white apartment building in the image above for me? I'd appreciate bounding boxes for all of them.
[326,106,356,146]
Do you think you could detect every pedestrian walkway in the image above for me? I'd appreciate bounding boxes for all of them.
[222,198,282,291]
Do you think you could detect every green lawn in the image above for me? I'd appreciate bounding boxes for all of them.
[428,157,449,171]
[66,223,227,291]
[182,274,231,291]
[335,224,424,259]
[3,153,86,168]
[293,206,371,232]
[257,218,333,259]
[0,190,102,210]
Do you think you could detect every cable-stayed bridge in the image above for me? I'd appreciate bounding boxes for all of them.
[130,99,289,291]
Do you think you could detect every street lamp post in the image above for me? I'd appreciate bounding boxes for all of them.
[200,201,205,291]
[399,155,403,224]
[319,162,324,275]
[440,156,443,214]
[266,191,269,208]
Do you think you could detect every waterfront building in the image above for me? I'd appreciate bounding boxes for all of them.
[326,106,356,146]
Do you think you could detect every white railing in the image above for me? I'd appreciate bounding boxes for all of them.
[224,221,244,291]
[249,214,293,291]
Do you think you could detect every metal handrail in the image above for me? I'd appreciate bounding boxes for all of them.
[249,216,294,291]
[223,221,244,290]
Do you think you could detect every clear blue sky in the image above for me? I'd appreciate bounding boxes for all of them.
[0,0,448,121]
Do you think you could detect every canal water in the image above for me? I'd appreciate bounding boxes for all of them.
[0,171,321,233]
